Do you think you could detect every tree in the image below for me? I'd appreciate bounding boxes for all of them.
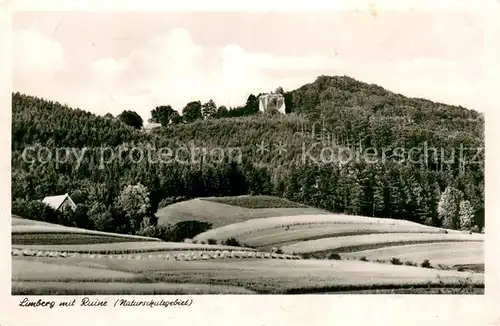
[437,186,463,229]
[459,200,475,230]
[216,105,229,118]
[69,204,93,229]
[245,94,259,114]
[88,202,114,231]
[320,89,335,103]
[372,172,386,217]
[182,101,202,123]
[346,175,364,215]
[427,180,442,226]
[202,99,217,119]
[117,110,143,129]
[387,177,403,219]
[12,199,60,223]
[115,183,152,232]
[171,111,183,124]
[150,105,177,126]
[241,158,272,195]
[284,92,293,113]
[69,189,85,205]
[412,184,429,224]
[284,167,301,202]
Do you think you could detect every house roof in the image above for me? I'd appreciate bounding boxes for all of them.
[42,193,75,211]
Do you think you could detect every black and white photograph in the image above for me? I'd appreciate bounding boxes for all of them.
[5,3,494,304]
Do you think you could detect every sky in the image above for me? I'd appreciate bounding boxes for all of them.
[12,10,493,121]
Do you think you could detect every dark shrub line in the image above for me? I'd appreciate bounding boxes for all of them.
[421,259,432,268]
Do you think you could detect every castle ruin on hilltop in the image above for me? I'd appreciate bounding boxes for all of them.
[258,92,286,114]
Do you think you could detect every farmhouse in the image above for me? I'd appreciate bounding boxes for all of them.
[258,93,286,114]
[42,193,77,212]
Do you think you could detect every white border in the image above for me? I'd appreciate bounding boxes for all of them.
[1,1,499,325]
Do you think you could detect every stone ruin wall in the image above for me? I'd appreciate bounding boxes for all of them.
[258,93,286,114]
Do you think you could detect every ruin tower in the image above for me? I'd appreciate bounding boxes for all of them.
[258,93,286,114]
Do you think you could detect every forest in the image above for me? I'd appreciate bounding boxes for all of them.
[11,75,485,238]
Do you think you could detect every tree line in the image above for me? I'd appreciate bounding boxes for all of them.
[113,87,291,130]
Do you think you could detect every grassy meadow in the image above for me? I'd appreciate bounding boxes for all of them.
[156,197,330,228]
[11,196,485,295]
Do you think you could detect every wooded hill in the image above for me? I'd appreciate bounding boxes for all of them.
[11,75,484,237]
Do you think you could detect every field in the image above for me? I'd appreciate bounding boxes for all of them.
[12,256,483,294]
[12,217,160,245]
[12,241,256,254]
[12,196,485,295]
[201,195,310,209]
[13,282,255,295]
[193,213,456,244]
[13,259,141,282]
[156,197,329,228]
[12,216,63,226]
[341,242,484,266]
[281,233,482,254]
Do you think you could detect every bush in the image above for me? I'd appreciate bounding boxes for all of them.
[457,276,475,292]
[12,199,60,224]
[57,204,93,229]
[404,261,417,267]
[437,264,451,270]
[207,238,217,245]
[275,248,284,254]
[456,266,465,272]
[390,257,403,265]
[327,252,341,260]
[167,220,212,242]
[137,222,211,242]
[136,224,158,238]
[421,259,432,268]
[300,253,314,260]
[359,256,368,262]
[223,237,241,247]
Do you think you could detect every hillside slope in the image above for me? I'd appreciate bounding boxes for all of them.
[156,196,329,228]
[11,216,161,245]
[288,75,482,131]
[11,74,485,236]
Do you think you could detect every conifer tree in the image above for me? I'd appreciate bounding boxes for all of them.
[372,173,386,217]
[459,200,475,230]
